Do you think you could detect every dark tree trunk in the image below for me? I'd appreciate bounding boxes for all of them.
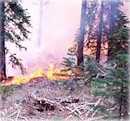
[119,81,129,118]
[77,37,84,66]
[107,1,118,61]
[96,2,104,62]
[0,2,6,81]
[77,0,87,65]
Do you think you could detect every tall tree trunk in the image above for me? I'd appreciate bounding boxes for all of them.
[107,1,118,61]
[96,2,104,62]
[77,0,87,66]
[0,2,6,81]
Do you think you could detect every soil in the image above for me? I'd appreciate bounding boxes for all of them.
[0,77,115,121]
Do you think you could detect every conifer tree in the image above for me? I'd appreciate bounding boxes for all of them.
[91,10,129,118]
[0,1,31,81]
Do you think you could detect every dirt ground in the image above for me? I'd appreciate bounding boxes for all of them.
[0,77,117,121]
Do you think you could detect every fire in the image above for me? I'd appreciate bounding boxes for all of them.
[46,63,65,80]
[1,67,44,86]
[12,67,43,85]
[28,68,43,79]
[46,63,55,79]
[0,63,83,86]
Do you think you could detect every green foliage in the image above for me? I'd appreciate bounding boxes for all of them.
[91,53,128,116]
[4,1,31,74]
[62,57,75,69]
[84,55,104,74]
[83,55,106,85]
[90,9,129,117]
[0,86,13,93]
[62,46,76,70]
[62,0,129,118]
[108,12,129,60]
[62,46,85,75]
[8,53,26,74]
[61,47,84,90]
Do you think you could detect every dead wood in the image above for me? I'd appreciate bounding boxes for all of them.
[30,92,66,112]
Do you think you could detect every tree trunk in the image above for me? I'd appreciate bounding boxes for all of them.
[77,0,87,65]
[107,1,118,61]
[96,2,104,62]
[0,2,6,81]
[119,81,128,118]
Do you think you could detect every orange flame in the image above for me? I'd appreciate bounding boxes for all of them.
[46,63,55,79]
[0,64,83,86]
[46,63,66,80]
[12,67,43,85]
[1,67,43,86]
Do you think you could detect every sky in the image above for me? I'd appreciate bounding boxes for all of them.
[6,0,130,76]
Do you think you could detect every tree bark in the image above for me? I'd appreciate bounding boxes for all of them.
[77,0,87,66]
[96,2,104,62]
[0,2,6,81]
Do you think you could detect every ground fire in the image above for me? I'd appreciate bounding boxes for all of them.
[0,64,83,86]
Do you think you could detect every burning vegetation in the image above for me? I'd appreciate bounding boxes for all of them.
[0,64,84,86]
[0,0,129,121]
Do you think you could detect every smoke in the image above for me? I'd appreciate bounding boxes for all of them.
[5,0,81,76]
[5,0,129,76]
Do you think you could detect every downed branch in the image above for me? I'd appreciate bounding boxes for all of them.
[65,104,84,120]
[30,92,66,112]
[7,103,28,121]
[81,98,102,117]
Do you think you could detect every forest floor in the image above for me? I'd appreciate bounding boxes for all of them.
[0,77,120,121]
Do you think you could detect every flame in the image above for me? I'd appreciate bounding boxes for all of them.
[28,68,43,79]
[1,67,43,86]
[0,63,83,86]
[12,68,43,85]
[46,63,55,79]
[46,63,64,80]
